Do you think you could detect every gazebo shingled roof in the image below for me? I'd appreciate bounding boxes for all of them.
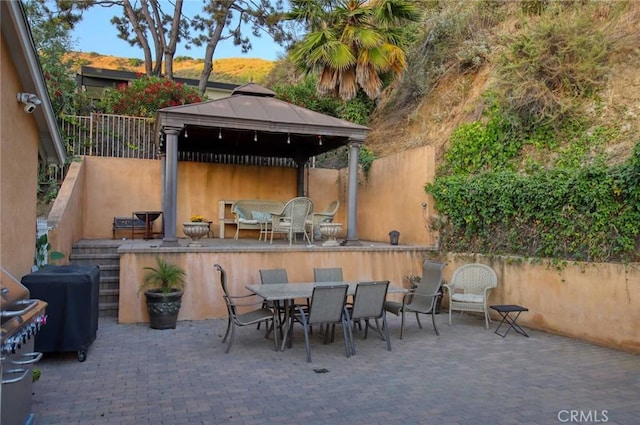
[156,83,370,160]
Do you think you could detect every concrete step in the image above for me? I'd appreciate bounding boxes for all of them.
[71,241,122,318]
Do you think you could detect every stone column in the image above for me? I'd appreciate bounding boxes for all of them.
[346,140,362,243]
[161,127,180,246]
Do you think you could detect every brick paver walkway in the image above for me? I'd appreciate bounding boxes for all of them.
[33,313,639,424]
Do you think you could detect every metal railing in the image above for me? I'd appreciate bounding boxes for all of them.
[58,114,296,167]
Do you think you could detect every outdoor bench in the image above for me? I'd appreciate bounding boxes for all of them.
[112,216,146,239]
[231,199,285,240]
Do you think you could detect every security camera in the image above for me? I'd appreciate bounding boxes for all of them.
[16,92,42,114]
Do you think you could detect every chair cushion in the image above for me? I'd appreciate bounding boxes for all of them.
[252,211,271,221]
[233,206,248,219]
[238,218,258,224]
[451,293,483,303]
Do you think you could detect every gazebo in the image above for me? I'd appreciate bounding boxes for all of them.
[155,83,370,245]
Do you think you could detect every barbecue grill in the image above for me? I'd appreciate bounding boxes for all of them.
[1,267,48,425]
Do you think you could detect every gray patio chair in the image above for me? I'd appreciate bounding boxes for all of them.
[289,284,352,363]
[258,268,290,330]
[313,267,343,282]
[214,264,276,353]
[313,267,345,333]
[348,281,391,354]
[270,197,313,245]
[443,263,498,329]
[384,260,446,339]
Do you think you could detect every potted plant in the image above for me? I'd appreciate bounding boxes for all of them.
[141,257,187,329]
[183,214,210,246]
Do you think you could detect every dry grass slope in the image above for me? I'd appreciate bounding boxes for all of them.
[70,52,275,84]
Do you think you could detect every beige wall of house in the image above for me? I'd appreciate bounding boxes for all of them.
[0,36,41,277]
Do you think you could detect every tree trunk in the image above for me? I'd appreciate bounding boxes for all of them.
[123,0,154,76]
[198,21,225,95]
[163,0,183,79]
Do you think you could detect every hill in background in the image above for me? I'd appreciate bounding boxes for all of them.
[70,51,275,85]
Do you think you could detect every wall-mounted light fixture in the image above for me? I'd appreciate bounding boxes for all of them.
[16,92,41,113]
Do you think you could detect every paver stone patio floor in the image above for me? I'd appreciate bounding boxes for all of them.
[32,313,639,424]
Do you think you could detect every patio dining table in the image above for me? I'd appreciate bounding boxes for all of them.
[246,282,406,351]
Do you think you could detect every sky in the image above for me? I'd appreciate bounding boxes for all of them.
[70,1,284,61]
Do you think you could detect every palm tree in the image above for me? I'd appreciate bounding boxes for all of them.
[288,0,419,101]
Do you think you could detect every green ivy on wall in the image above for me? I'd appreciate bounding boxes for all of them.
[426,143,640,262]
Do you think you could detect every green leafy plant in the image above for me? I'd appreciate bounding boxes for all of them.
[141,257,187,294]
[34,234,65,268]
[426,142,640,263]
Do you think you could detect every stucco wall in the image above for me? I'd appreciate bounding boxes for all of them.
[350,146,436,245]
[48,161,86,263]
[442,254,640,353]
[0,36,40,278]
[47,147,640,352]
[117,248,427,324]
[78,157,300,239]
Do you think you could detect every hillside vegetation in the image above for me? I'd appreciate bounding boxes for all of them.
[367,0,640,263]
[367,1,639,166]
[70,52,275,84]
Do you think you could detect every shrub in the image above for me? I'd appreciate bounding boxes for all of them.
[101,76,203,118]
[426,142,640,262]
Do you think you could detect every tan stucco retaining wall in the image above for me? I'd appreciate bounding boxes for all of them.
[48,161,85,264]
[442,254,640,353]
[354,146,436,245]
[1,36,40,277]
[117,247,427,324]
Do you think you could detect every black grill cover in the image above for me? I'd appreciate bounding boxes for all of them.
[21,265,99,358]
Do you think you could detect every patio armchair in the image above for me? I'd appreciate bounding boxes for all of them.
[288,284,352,363]
[214,264,276,353]
[306,200,340,242]
[348,281,391,354]
[384,260,446,339]
[443,263,498,329]
[270,197,313,245]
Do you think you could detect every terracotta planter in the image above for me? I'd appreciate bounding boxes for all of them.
[144,289,183,329]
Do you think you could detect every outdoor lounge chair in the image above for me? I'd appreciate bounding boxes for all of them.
[215,264,276,353]
[443,263,498,329]
[384,260,446,339]
[270,197,313,245]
